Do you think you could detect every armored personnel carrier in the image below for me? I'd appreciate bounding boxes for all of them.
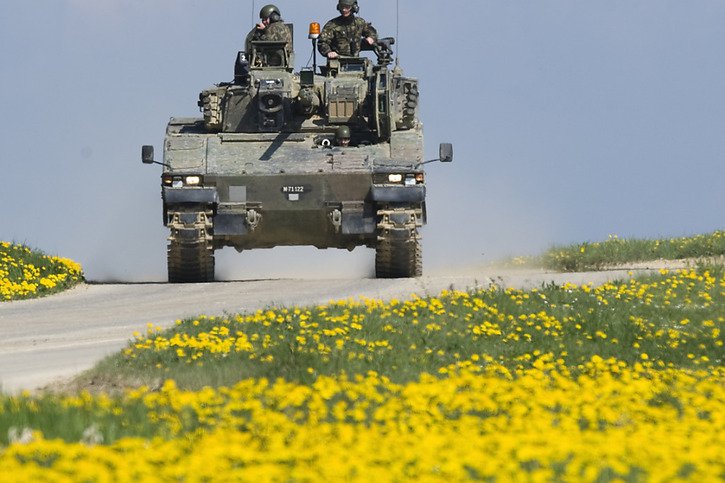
[142,24,452,282]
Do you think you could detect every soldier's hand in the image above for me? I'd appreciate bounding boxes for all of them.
[256,22,266,30]
[327,52,339,59]
[365,37,375,45]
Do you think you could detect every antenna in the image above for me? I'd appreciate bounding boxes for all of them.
[396,0,400,45]
[395,0,401,66]
[251,0,255,26]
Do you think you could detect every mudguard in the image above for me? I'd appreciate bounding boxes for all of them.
[163,187,219,205]
[370,185,425,203]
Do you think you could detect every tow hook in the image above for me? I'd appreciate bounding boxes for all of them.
[246,209,261,230]
[330,209,342,232]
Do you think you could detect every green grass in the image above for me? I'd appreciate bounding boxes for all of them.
[3,263,721,447]
[1,240,723,453]
[514,230,725,272]
[0,394,162,445]
[73,264,724,391]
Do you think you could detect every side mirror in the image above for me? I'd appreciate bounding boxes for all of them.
[415,142,454,168]
[439,143,453,163]
[141,145,155,164]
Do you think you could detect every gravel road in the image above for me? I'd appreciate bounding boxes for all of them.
[0,267,663,393]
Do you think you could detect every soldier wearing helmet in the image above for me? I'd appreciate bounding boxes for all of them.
[245,4,292,59]
[318,0,377,59]
[335,125,351,146]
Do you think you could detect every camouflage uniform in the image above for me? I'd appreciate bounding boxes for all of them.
[318,15,377,57]
[245,20,292,57]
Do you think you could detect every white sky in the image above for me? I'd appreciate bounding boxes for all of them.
[1,1,724,281]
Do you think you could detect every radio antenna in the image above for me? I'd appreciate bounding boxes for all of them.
[251,0,256,26]
[396,0,400,52]
[395,0,401,66]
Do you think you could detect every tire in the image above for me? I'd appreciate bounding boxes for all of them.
[167,240,215,283]
[375,228,422,278]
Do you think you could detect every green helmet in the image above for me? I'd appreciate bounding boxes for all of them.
[337,0,359,13]
[335,125,351,140]
[259,4,281,21]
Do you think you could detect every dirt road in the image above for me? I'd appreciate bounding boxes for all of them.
[0,267,655,393]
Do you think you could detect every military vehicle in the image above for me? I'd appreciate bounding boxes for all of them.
[142,22,452,283]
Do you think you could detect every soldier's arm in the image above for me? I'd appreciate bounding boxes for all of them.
[277,23,293,56]
[317,23,334,56]
[362,19,377,42]
[268,22,291,43]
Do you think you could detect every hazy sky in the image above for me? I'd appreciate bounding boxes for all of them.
[1,1,724,281]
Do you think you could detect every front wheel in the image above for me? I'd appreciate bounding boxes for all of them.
[166,208,215,283]
[375,229,422,278]
[167,240,215,283]
[375,206,423,278]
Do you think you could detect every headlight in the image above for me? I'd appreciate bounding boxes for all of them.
[162,174,204,187]
[375,172,425,185]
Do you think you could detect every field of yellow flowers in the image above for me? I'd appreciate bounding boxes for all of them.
[1,264,723,481]
[0,241,83,301]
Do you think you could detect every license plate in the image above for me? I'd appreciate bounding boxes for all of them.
[281,186,307,194]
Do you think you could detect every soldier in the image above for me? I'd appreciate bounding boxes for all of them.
[318,0,377,59]
[335,125,351,146]
[245,4,292,61]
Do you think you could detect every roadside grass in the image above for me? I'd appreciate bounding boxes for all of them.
[1,266,723,480]
[505,229,725,272]
[71,264,724,390]
[1,237,723,480]
[0,241,84,301]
